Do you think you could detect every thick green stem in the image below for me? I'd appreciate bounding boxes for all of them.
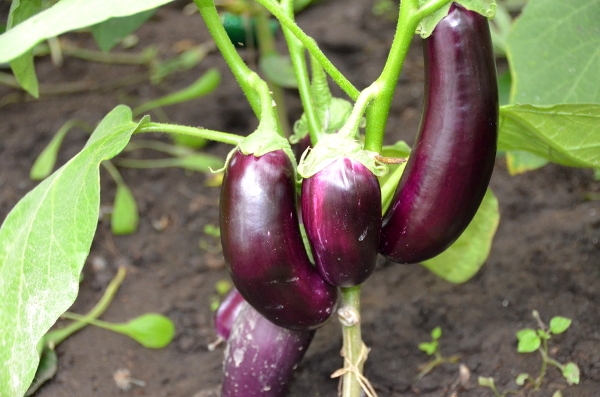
[135,121,243,146]
[364,0,452,153]
[253,0,359,100]
[364,0,419,152]
[337,286,375,397]
[338,83,380,139]
[44,267,127,348]
[194,0,261,116]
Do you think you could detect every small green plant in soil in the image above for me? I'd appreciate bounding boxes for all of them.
[27,267,175,395]
[416,326,461,380]
[478,310,580,397]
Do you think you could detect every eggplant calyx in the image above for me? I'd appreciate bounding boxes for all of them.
[297,133,386,179]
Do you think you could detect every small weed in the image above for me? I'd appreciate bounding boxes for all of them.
[478,310,580,396]
[416,326,461,380]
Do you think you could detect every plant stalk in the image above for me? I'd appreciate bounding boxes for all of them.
[364,0,452,153]
[194,0,261,116]
[336,285,376,397]
[253,0,359,100]
[44,267,127,348]
[280,0,321,142]
[135,121,243,146]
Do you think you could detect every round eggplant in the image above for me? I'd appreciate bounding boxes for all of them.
[302,157,381,287]
[220,149,337,330]
[379,4,498,264]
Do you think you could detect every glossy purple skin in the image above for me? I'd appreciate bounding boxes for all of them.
[220,149,338,330]
[302,158,381,287]
[222,302,314,397]
[379,4,498,264]
[215,288,245,340]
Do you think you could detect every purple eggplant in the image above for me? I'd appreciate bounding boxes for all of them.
[301,157,381,287]
[379,4,498,264]
[215,288,245,341]
[222,302,314,397]
[220,149,337,330]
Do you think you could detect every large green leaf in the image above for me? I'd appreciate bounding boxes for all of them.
[0,105,139,397]
[0,0,175,64]
[421,189,499,284]
[507,0,600,105]
[498,104,600,168]
[7,0,42,97]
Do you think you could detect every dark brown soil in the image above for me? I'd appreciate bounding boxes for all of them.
[1,1,599,396]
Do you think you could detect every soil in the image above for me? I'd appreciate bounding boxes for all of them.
[1,0,599,396]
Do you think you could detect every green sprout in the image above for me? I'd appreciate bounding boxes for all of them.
[478,310,580,397]
[416,326,461,380]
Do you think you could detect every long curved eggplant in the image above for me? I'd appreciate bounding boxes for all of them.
[379,4,498,264]
[222,302,314,397]
[301,157,381,287]
[220,149,338,330]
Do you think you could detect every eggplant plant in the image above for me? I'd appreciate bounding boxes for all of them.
[0,0,599,396]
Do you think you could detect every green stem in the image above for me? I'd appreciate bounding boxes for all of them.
[338,83,380,139]
[135,121,243,146]
[44,267,127,348]
[255,6,290,136]
[253,0,359,100]
[364,0,452,153]
[194,0,261,116]
[338,286,370,397]
[280,0,320,142]
[102,161,126,186]
[365,0,420,153]
[60,312,120,331]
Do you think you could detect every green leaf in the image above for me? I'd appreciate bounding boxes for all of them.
[133,68,221,116]
[553,391,564,397]
[477,376,496,388]
[549,316,572,334]
[111,182,139,235]
[7,0,42,97]
[0,0,176,64]
[515,373,529,386]
[0,105,138,397]
[259,53,298,88]
[505,150,549,175]
[497,69,512,107]
[431,326,442,340]
[506,0,600,105]
[30,119,89,180]
[421,189,499,283]
[418,341,438,356]
[150,45,211,84]
[562,362,580,385]
[203,224,220,238]
[499,104,600,168]
[516,328,541,353]
[109,313,175,349]
[24,345,57,396]
[91,8,156,52]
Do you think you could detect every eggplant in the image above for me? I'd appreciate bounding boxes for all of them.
[222,302,314,397]
[301,157,381,287]
[220,149,338,330]
[379,4,498,264]
[214,288,245,341]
